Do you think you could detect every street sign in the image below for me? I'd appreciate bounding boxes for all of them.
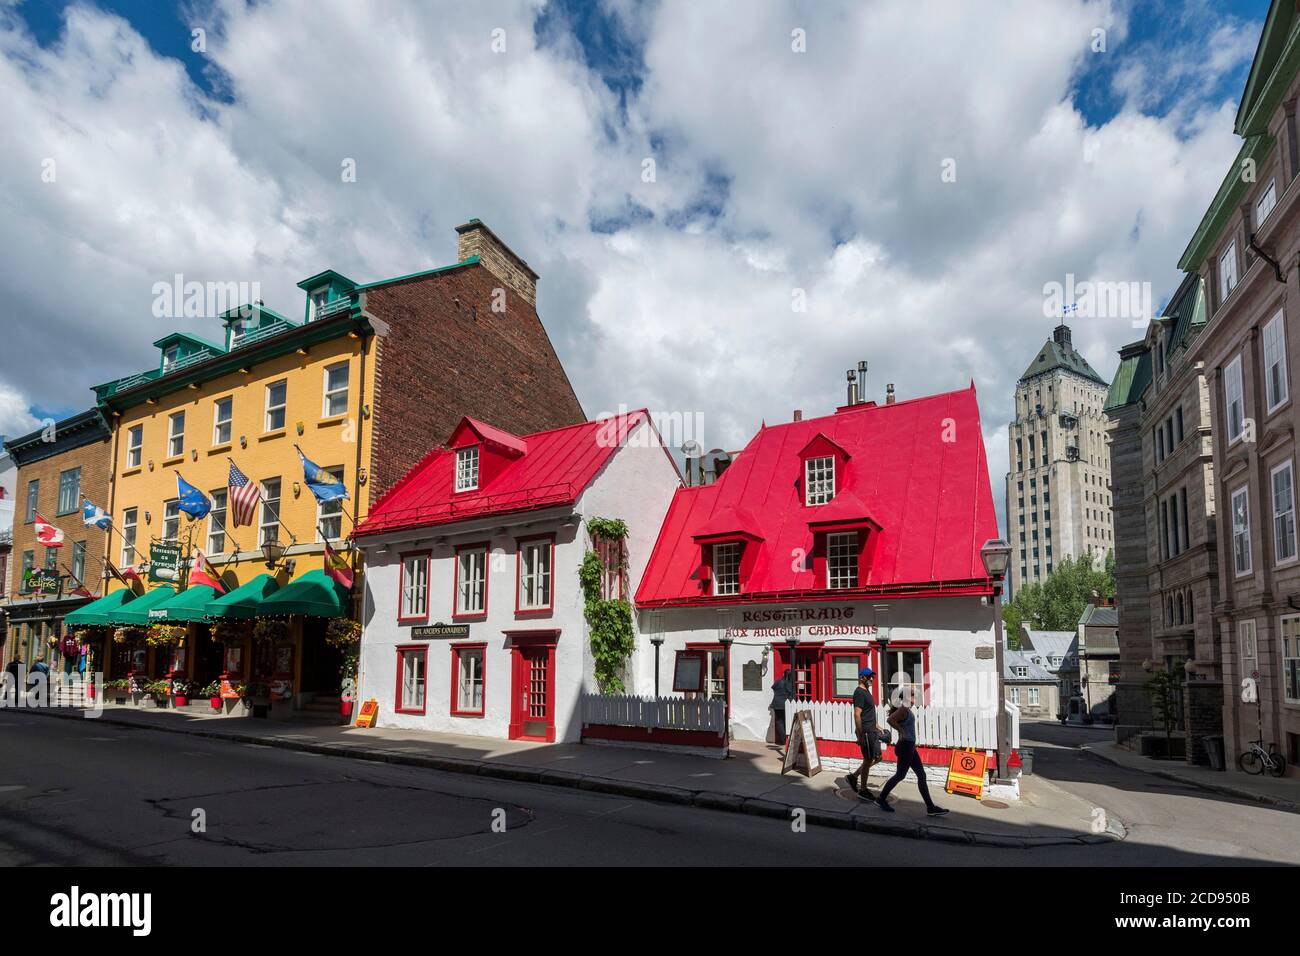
[356,699,379,728]
[148,543,182,583]
[945,747,988,800]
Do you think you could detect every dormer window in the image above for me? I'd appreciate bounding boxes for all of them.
[455,446,480,492]
[826,531,859,588]
[805,456,836,505]
[308,288,329,321]
[228,320,247,349]
[162,345,180,372]
[712,542,742,596]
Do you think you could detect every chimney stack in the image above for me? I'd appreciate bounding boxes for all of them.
[886,383,896,405]
[793,409,803,421]
[455,219,539,306]
[857,361,869,404]
[1053,324,1072,351]
[845,369,858,406]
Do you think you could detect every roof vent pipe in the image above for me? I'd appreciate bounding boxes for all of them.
[857,361,869,404]
[793,409,802,422]
[845,369,858,406]
[886,383,896,405]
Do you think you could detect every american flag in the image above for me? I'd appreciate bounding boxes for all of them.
[228,461,262,528]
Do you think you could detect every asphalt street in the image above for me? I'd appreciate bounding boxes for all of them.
[1,714,1294,865]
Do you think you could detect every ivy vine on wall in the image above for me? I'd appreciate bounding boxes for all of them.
[580,517,633,694]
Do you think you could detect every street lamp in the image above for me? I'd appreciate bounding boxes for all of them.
[981,537,1013,779]
[262,536,286,568]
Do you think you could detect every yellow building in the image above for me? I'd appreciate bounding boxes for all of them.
[88,286,375,712]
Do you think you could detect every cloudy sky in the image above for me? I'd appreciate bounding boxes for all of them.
[0,0,1270,533]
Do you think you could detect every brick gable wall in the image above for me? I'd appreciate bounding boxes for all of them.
[366,262,585,498]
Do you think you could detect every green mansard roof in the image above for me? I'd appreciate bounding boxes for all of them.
[1018,325,1107,386]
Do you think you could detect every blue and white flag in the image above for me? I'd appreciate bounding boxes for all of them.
[82,499,112,531]
[176,473,212,519]
[296,445,348,503]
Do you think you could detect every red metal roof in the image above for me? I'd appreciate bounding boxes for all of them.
[354,410,649,537]
[636,385,999,606]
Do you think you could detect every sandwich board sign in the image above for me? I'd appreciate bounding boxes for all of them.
[782,708,822,777]
[944,747,988,800]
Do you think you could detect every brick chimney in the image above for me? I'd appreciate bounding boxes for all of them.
[455,219,539,306]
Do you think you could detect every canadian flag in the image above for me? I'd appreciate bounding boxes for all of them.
[33,513,64,548]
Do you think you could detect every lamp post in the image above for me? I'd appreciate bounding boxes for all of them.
[980,537,1012,779]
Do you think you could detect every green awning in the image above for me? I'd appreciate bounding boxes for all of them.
[205,574,281,619]
[257,570,350,618]
[146,584,223,623]
[112,585,178,625]
[64,588,138,627]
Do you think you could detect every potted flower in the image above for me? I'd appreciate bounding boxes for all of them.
[146,623,185,647]
[339,651,359,718]
[325,618,362,648]
[171,679,191,707]
[200,680,222,710]
[252,618,289,644]
[210,619,249,645]
[144,679,171,707]
[104,678,131,704]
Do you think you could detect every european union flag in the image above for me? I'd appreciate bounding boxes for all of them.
[296,446,349,503]
[176,473,212,519]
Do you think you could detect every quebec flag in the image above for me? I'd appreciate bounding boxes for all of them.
[82,500,112,531]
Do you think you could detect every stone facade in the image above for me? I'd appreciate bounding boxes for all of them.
[1007,324,1113,595]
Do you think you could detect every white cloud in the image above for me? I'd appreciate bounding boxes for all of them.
[0,378,39,439]
[0,0,1254,538]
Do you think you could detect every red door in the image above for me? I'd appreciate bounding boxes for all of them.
[509,634,557,741]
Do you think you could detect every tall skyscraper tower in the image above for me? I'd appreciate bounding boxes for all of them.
[1006,324,1113,595]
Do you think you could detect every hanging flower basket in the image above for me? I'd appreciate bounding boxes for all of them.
[113,626,145,644]
[72,628,91,641]
[325,618,362,649]
[210,619,250,645]
[252,618,289,644]
[146,624,186,647]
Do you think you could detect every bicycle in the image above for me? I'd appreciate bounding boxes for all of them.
[1237,739,1288,777]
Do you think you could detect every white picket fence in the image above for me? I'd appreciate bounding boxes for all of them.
[785,699,1020,751]
[580,692,727,734]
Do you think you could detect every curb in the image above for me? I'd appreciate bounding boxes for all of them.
[13,707,1121,848]
[1081,744,1300,812]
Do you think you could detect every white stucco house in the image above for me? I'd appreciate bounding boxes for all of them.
[352,411,679,743]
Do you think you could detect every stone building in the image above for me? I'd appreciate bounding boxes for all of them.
[1104,274,1222,761]
[1006,324,1113,595]
[1174,3,1300,770]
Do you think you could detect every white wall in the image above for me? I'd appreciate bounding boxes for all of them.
[635,596,1000,742]
[356,418,681,743]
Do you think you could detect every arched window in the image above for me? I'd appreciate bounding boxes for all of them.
[1176,593,1185,626]
[1166,596,1175,627]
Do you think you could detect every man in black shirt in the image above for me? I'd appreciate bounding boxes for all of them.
[846,667,881,794]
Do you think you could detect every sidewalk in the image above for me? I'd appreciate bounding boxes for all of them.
[1082,742,1300,811]
[15,703,1124,848]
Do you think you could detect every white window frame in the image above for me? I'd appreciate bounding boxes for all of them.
[1028,687,1040,707]
[162,345,180,372]
[315,465,345,542]
[712,541,741,596]
[120,508,137,566]
[208,489,227,555]
[518,539,552,610]
[455,446,480,492]
[322,361,349,418]
[1272,460,1297,566]
[167,411,185,458]
[1239,619,1258,681]
[126,425,143,469]
[1009,687,1021,705]
[1263,310,1289,413]
[213,396,233,446]
[804,455,836,506]
[308,287,329,321]
[1224,354,1245,445]
[265,380,287,432]
[1281,614,1300,704]
[826,531,859,589]
[1219,241,1238,302]
[163,499,180,542]
[227,318,247,350]
[1257,178,1277,225]
[259,478,281,547]
[400,553,430,621]
[456,547,487,615]
[1231,485,1252,578]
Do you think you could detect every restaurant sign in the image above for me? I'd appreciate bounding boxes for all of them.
[21,567,60,595]
[148,544,182,584]
[410,622,471,640]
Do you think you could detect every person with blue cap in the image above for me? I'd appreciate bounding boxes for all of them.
[845,666,881,795]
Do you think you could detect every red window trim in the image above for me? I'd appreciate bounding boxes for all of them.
[452,541,490,621]
[394,644,428,715]
[449,641,488,717]
[397,550,431,624]
[515,533,556,616]
[823,647,876,701]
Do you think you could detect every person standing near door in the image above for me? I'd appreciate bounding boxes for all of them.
[845,666,880,794]
[771,669,794,749]
[874,687,948,817]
